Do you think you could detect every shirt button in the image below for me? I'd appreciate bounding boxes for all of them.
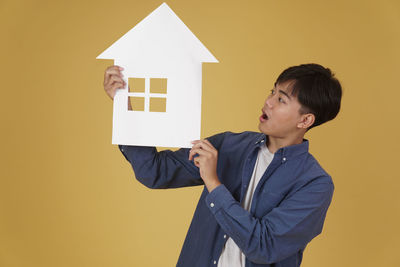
[282,157,286,161]
[223,234,227,239]
[214,260,217,264]
[210,203,215,208]
[121,148,124,152]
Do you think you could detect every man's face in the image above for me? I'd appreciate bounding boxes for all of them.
[258,80,306,138]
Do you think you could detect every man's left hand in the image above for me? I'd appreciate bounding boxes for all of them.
[189,139,221,193]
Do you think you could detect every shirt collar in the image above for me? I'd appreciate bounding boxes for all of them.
[254,133,309,158]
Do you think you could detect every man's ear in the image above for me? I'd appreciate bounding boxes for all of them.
[297,113,315,129]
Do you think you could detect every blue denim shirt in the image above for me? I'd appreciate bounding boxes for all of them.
[118,131,334,267]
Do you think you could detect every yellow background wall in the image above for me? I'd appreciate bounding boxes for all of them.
[1,0,399,266]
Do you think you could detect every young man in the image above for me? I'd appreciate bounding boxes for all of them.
[103,63,342,267]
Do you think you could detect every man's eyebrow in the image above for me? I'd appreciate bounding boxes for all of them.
[279,89,292,100]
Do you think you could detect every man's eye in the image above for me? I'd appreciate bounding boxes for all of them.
[279,97,285,103]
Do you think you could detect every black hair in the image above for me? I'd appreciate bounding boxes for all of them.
[274,63,342,131]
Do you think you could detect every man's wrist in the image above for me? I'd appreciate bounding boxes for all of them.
[205,179,222,193]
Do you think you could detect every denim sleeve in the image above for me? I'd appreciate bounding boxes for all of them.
[118,131,227,189]
[205,178,334,264]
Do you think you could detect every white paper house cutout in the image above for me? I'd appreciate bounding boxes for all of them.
[97,2,218,148]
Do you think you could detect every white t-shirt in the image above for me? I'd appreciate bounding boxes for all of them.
[218,142,274,267]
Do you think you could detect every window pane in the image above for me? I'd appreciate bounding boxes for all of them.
[128,96,145,111]
[150,78,167,94]
[149,97,166,112]
[128,78,145,93]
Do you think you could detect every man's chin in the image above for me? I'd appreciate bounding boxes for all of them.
[258,123,270,135]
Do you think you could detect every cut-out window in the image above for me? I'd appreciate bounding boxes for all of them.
[128,97,145,111]
[150,78,167,94]
[149,97,166,112]
[128,78,145,93]
[127,77,167,112]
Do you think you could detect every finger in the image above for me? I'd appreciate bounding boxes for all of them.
[108,74,125,84]
[189,147,198,161]
[105,65,124,73]
[111,82,125,91]
[107,80,125,93]
[105,71,124,86]
[189,147,204,161]
[203,139,216,151]
[104,66,124,84]
[194,157,200,167]
[191,140,214,152]
[104,65,122,78]
[193,159,200,167]
[107,75,126,88]
[106,65,123,70]
[106,83,124,98]
[189,147,210,161]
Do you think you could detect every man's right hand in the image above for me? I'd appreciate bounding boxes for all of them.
[103,65,126,100]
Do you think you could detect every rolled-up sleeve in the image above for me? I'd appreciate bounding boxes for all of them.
[205,178,334,264]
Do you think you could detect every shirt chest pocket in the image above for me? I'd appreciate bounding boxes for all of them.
[253,190,286,217]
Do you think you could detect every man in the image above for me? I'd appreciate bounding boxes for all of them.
[103,63,342,267]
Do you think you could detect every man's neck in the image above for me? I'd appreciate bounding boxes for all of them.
[266,133,305,154]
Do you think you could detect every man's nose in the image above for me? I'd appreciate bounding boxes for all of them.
[265,97,273,108]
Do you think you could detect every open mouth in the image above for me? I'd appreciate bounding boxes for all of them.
[260,109,269,122]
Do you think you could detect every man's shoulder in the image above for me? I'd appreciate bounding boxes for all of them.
[300,152,334,187]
